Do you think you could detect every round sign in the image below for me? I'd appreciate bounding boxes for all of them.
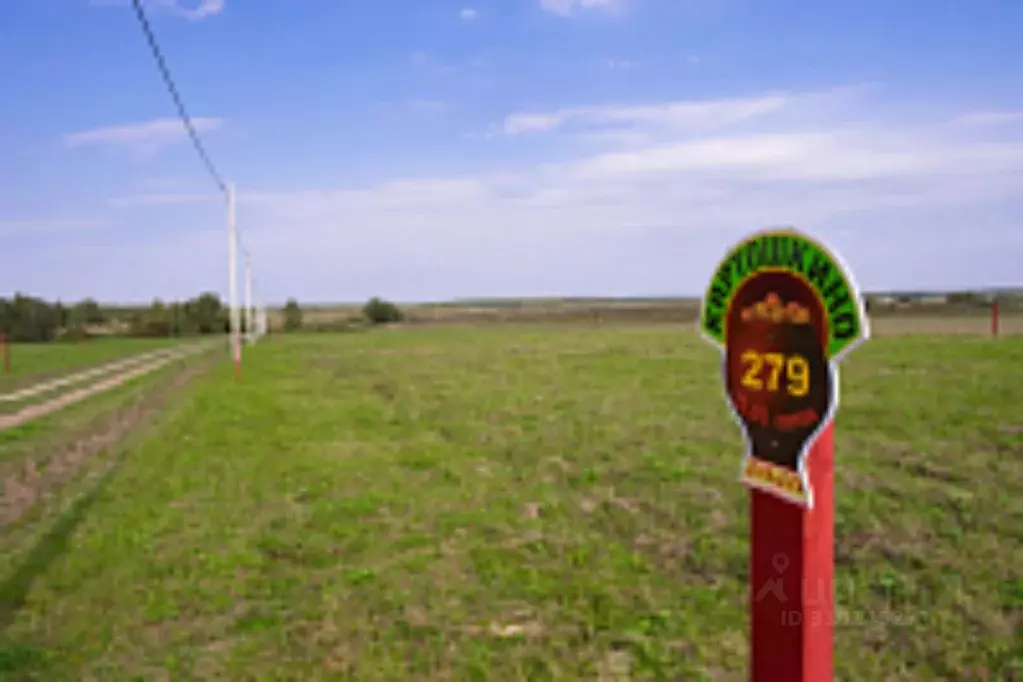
[725,272,832,502]
[698,228,869,508]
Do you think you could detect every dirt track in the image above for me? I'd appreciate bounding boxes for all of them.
[0,346,186,403]
[0,340,217,432]
[0,349,217,527]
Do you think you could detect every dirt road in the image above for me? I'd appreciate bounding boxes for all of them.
[0,345,189,403]
[0,340,218,432]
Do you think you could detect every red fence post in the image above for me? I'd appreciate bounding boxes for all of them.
[0,333,9,375]
[991,299,999,337]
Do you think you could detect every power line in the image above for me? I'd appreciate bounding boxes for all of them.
[130,0,228,195]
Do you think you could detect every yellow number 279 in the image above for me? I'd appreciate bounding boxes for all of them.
[739,350,810,397]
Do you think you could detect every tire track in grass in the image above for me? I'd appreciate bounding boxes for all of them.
[0,341,219,432]
[0,353,217,650]
[0,345,193,404]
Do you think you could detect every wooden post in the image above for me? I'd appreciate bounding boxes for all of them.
[991,299,1000,337]
[699,228,868,682]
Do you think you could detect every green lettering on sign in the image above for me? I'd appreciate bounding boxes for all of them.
[698,228,868,360]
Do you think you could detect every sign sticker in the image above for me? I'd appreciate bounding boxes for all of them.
[699,228,869,507]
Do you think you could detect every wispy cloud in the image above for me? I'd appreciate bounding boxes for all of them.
[63,117,223,155]
[117,92,1023,232]
[500,93,792,135]
[539,0,620,18]
[460,7,478,20]
[90,0,225,21]
[565,131,1023,182]
[92,89,1023,300]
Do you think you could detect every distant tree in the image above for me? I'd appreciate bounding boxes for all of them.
[54,300,69,329]
[363,297,403,325]
[74,298,105,326]
[947,291,983,306]
[0,290,243,341]
[283,298,303,331]
[1,292,59,342]
[190,292,225,334]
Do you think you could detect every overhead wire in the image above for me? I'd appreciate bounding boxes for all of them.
[129,0,258,338]
[129,0,228,196]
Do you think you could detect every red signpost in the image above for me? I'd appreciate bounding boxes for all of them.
[750,423,834,679]
[699,228,868,681]
[991,299,1000,337]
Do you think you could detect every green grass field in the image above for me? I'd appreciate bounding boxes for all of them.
[0,338,189,390]
[0,327,1020,680]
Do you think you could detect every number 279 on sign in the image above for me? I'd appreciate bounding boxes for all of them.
[739,350,810,397]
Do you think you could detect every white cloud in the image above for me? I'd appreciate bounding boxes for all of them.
[90,0,225,21]
[567,131,1023,182]
[57,90,1023,302]
[501,93,791,136]
[171,0,224,20]
[460,7,478,20]
[502,112,568,135]
[539,0,620,17]
[231,96,1022,298]
[63,117,223,155]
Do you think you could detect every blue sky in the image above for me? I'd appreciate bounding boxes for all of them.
[2,0,1022,304]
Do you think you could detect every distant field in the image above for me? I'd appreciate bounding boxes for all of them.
[0,326,1018,680]
[0,338,194,390]
[275,298,1023,335]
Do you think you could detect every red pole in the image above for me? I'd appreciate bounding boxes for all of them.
[991,300,999,337]
[751,422,834,681]
[699,228,867,682]
[0,333,9,375]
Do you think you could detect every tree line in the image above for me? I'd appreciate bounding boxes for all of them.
[0,292,406,343]
[0,292,232,342]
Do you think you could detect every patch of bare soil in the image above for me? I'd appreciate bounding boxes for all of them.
[0,355,215,528]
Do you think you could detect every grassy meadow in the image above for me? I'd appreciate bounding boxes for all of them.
[0,324,1020,680]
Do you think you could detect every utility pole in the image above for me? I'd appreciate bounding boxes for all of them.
[227,183,241,376]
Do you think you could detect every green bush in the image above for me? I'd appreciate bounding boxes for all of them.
[363,297,403,325]
[283,298,304,332]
